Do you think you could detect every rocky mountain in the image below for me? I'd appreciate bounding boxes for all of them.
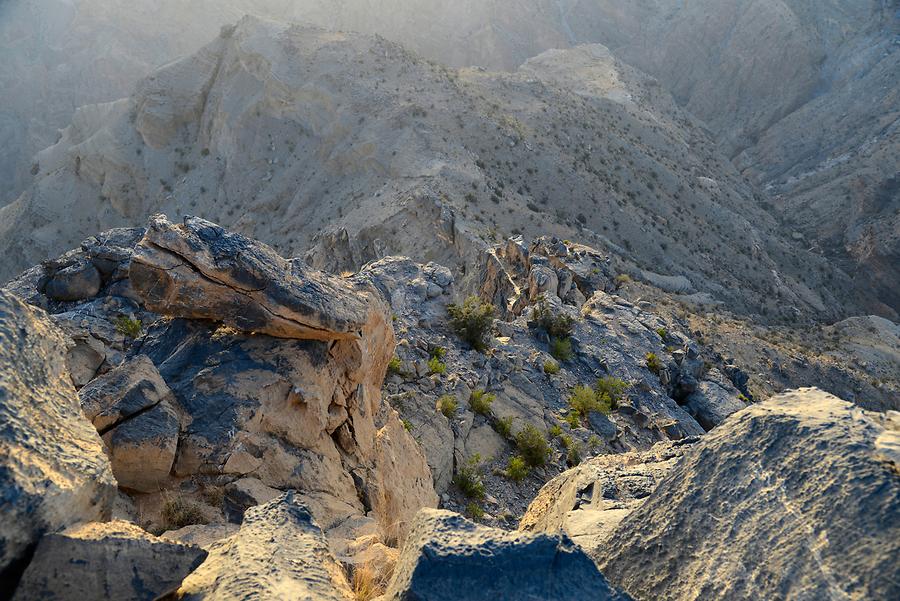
[0,16,869,324]
[2,0,897,316]
[1,215,897,599]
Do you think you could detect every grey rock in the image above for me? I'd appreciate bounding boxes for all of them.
[598,389,900,601]
[43,259,102,301]
[79,354,173,431]
[171,491,353,600]
[683,370,747,431]
[0,291,117,581]
[12,520,206,601]
[223,477,281,523]
[587,411,618,442]
[384,508,630,600]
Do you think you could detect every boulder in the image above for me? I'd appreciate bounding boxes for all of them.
[79,354,174,431]
[102,399,180,493]
[12,520,206,601]
[129,214,388,341]
[519,439,694,557]
[171,491,353,600]
[222,477,281,523]
[597,389,900,601]
[383,509,630,600]
[42,259,102,302]
[0,291,117,582]
[682,369,747,430]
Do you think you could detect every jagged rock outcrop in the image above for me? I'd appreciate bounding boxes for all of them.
[0,290,117,583]
[3,215,437,561]
[130,214,387,341]
[595,388,900,601]
[519,439,696,557]
[170,492,353,600]
[384,508,630,601]
[12,520,207,601]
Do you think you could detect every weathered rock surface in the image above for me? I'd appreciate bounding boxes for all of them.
[130,214,387,341]
[0,290,117,582]
[171,492,353,600]
[12,520,207,601]
[79,354,173,431]
[597,388,900,601]
[519,439,696,557]
[101,399,180,493]
[384,508,630,601]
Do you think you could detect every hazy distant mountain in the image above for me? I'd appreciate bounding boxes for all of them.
[0,16,864,321]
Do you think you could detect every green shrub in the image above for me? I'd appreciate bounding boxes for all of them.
[587,435,601,450]
[469,389,495,416]
[465,502,485,520]
[427,356,447,375]
[402,419,413,432]
[454,455,485,499]
[447,296,496,352]
[437,395,458,419]
[568,385,611,424]
[595,376,628,409]
[565,411,581,428]
[543,360,560,374]
[115,315,142,338]
[656,327,668,339]
[548,424,563,438]
[645,352,663,375]
[531,297,574,339]
[386,356,403,376]
[494,415,514,439]
[505,456,528,482]
[550,337,574,362]
[515,425,551,467]
[614,274,632,288]
[430,346,447,360]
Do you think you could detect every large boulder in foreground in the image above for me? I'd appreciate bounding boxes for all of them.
[129,214,386,341]
[170,492,353,600]
[0,291,116,582]
[597,388,900,601]
[12,520,206,601]
[384,509,630,601]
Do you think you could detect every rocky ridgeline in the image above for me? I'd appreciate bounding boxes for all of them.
[1,215,898,600]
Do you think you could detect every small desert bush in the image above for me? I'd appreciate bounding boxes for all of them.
[515,424,551,467]
[447,296,496,352]
[465,502,485,520]
[531,297,574,339]
[352,562,391,601]
[645,352,663,375]
[387,356,403,376]
[596,376,628,408]
[161,495,206,530]
[454,455,485,499]
[543,359,560,374]
[437,394,458,419]
[469,389,495,416]
[494,415,514,439]
[115,315,142,338]
[550,337,574,362]
[427,356,447,375]
[505,456,528,482]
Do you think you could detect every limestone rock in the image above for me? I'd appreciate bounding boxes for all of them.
[12,520,206,601]
[79,354,173,431]
[597,389,900,601]
[222,477,281,523]
[0,290,117,581]
[129,214,388,341]
[171,491,353,600]
[519,440,695,558]
[682,369,747,431]
[384,508,630,601]
[102,399,180,493]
